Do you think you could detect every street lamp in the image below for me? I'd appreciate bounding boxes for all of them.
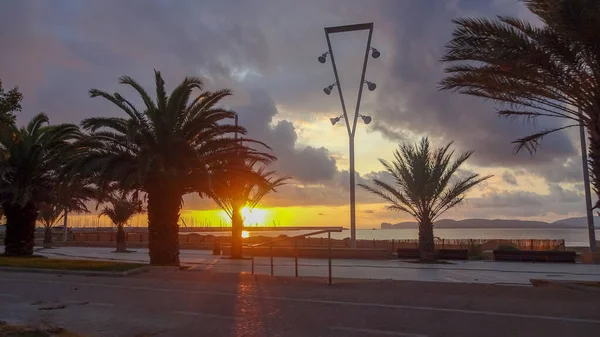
[323,83,337,95]
[319,22,379,248]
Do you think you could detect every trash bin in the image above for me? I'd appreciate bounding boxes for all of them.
[213,241,221,255]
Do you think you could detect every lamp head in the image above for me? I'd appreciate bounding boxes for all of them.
[361,115,372,125]
[364,81,376,91]
[330,117,340,125]
[371,48,380,59]
[323,83,336,95]
[318,52,328,64]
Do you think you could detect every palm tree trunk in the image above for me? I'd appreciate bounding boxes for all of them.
[418,218,435,261]
[147,184,181,266]
[3,202,37,256]
[43,226,53,249]
[587,108,600,206]
[230,203,244,259]
[116,225,126,253]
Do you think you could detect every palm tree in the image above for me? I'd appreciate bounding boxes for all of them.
[439,0,600,201]
[359,138,491,261]
[0,113,82,256]
[38,178,96,248]
[209,159,288,259]
[99,193,143,253]
[38,203,65,249]
[72,71,274,265]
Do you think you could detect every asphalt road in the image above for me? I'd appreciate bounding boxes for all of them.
[1,270,599,337]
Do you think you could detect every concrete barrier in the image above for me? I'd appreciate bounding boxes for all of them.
[222,246,390,259]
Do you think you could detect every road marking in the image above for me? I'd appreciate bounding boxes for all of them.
[0,293,19,298]
[2,277,600,325]
[329,326,427,336]
[172,311,235,320]
[89,302,115,307]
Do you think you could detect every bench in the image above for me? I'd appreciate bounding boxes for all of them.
[397,248,420,259]
[437,249,469,260]
[493,250,576,263]
[398,248,470,260]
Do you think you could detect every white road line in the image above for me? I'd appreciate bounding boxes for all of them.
[172,311,235,320]
[329,326,427,337]
[0,293,19,298]
[2,277,600,325]
[89,302,115,307]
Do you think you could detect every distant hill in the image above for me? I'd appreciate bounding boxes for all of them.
[381,217,600,229]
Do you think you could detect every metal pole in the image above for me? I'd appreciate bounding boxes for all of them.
[294,239,299,277]
[579,107,597,252]
[234,113,239,140]
[62,210,68,242]
[328,231,332,285]
[349,135,357,247]
[270,244,274,276]
[251,246,254,274]
[324,24,374,248]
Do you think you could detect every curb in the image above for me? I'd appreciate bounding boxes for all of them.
[530,279,600,292]
[0,265,149,277]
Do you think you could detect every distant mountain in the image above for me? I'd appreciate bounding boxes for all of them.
[381,217,600,229]
[552,216,600,227]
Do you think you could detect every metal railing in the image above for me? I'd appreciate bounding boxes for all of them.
[248,227,343,284]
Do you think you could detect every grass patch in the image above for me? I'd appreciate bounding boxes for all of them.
[0,256,144,272]
[0,322,82,337]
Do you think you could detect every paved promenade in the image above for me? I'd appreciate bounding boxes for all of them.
[35,247,600,285]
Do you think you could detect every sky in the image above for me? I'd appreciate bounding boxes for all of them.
[0,0,590,228]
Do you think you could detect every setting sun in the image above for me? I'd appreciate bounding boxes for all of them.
[241,207,268,226]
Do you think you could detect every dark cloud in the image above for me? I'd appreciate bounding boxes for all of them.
[372,0,576,167]
[0,0,588,219]
[235,91,337,183]
[502,172,518,186]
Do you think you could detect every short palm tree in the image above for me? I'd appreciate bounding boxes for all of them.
[72,71,274,265]
[38,178,96,248]
[0,113,81,256]
[209,159,288,259]
[359,138,491,261]
[99,193,143,253]
[440,0,600,202]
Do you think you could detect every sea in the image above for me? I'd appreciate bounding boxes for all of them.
[236,228,600,247]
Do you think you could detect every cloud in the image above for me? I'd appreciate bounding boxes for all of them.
[0,0,589,221]
[372,0,576,168]
[502,172,518,186]
[235,91,337,183]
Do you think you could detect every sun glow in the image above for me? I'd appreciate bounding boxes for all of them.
[241,230,250,238]
[241,207,268,226]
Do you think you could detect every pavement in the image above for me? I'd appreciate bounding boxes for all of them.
[1,270,600,337]
[34,246,600,285]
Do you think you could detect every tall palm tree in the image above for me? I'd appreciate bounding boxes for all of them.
[359,138,491,261]
[209,159,288,259]
[0,113,82,256]
[439,0,600,201]
[72,71,274,265]
[99,193,143,253]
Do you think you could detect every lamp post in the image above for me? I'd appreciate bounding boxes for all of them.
[319,23,379,248]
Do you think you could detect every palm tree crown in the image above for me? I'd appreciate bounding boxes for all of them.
[439,0,600,199]
[360,138,490,260]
